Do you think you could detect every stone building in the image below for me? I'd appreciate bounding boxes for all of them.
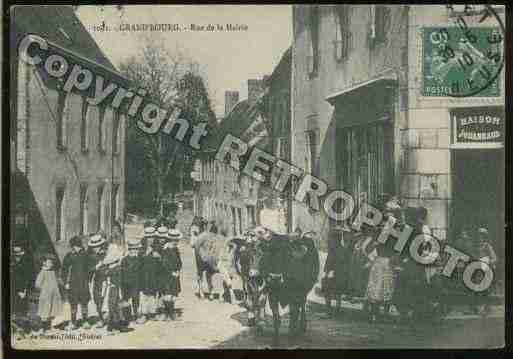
[11,6,127,261]
[193,78,269,237]
[291,5,504,249]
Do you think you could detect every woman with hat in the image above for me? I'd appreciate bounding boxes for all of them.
[34,253,63,333]
[11,245,33,331]
[61,236,91,330]
[160,228,183,320]
[87,233,108,328]
[120,238,143,325]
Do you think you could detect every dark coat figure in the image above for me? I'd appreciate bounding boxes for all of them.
[393,220,430,318]
[161,245,182,296]
[347,232,373,298]
[61,249,91,305]
[11,253,33,318]
[141,252,165,296]
[323,231,351,296]
[283,236,319,306]
[103,266,123,332]
[120,255,143,299]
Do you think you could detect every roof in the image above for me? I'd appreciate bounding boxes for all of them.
[11,5,117,72]
[201,95,271,155]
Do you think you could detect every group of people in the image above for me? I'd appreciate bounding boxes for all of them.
[321,197,499,323]
[11,219,184,336]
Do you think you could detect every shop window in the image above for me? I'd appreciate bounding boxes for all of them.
[56,185,65,242]
[337,123,392,218]
[334,5,351,61]
[81,97,90,153]
[307,6,320,78]
[56,92,70,152]
[80,183,88,235]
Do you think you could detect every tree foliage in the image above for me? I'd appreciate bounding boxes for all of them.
[120,38,216,216]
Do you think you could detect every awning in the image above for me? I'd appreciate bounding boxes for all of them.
[325,75,397,105]
[326,75,397,129]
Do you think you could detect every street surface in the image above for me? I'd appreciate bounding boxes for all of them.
[13,224,504,349]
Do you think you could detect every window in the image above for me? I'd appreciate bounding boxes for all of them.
[98,106,109,153]
[57,92,70,151]
[81,97,90,153]
[231,206,237,235]
[246,205,256,227]
[113,112,122,155]
[111,183,120,224]
[56,186,65,241]
[97,184,105,231]
[305,130,318,175]
[370,5,390,44]
[307,6,320,78]
[334,5,351,61]
[238,207,243,234]
[80,184,88,235]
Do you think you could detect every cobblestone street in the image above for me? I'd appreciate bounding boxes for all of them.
[13,224,504,349]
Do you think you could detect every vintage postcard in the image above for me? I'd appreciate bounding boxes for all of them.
[8,4,505,350]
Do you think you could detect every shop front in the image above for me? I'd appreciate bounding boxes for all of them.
[450,106,504,257]
[327,77,396,218]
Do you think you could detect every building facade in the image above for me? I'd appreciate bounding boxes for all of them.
[11,6,127,261]
[291,5,505,249]
[193,79,269,237]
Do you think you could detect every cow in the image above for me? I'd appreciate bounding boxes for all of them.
[241,227,320,346]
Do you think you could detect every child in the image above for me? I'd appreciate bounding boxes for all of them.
[35,254,63,333]
[100,253,126,335]
[161,229,183,320]
[120,239,143,325]
[87,233,108,328]
[61,236,91,330]
[139,229,164,323]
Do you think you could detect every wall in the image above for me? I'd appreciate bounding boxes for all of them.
[403,5,505,241]
[291,5,408,243]
[19,60,126,260]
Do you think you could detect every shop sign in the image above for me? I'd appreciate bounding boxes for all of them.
[451,107,503,145]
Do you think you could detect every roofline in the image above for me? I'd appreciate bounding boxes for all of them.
[44,37,129,85]
[325,74,397,104]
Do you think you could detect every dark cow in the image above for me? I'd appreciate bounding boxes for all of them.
[241,227,320,345]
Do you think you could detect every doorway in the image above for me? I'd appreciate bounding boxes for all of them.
[451,149,504,254]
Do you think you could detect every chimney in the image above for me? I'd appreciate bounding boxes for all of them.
[225,91,239,116]
[247,78,265,105]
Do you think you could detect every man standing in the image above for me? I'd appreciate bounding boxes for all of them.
[61,236,91,330]
[11,245,33,332]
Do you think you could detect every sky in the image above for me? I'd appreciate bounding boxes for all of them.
[76,5,292,117]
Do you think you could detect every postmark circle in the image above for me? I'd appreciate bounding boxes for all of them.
[425,5,505,98]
